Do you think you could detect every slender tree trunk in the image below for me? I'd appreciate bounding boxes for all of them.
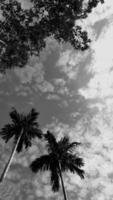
[58,162,68,200]
[0,130,23,182]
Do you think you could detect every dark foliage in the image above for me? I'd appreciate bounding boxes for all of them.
[30,131,84,192]
[0,108,42,152]
[0,0,104,72]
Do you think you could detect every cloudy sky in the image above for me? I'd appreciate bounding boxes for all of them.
[0,0,113,200]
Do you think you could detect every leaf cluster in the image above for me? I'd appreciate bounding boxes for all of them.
[0,108,85,193]
[0,0,104,71]
[0,108,42,152]
[30,131,84,192]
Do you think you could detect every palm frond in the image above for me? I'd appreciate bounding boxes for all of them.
[15,130,34,153]
[58,136,81,153]
[61,153,84,167]
[24,138,32,149]
[0,124,15,143]
[66,142,81,153]
[27,127,42,139]
[9,108,42,152]
[20,109,42,150]
[62,160,84,178]
[58,136,69,147]
[74,157,84,168]
[17,132,31,152]
[29,131,84,194]
[72,166,84,179]
[50,167,60,192]
[45,131,58,153]
[10,108,22,125]
[60,153,85,179]
[26,108,40,125]
[19,127,42,152]
[30,155,51,173]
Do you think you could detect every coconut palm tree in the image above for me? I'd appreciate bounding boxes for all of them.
[0,107,42,182]
[30,131,84,200]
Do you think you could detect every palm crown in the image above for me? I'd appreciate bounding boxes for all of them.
[0,107,42,182]
[0,107,42,152]
[30,131,84,193]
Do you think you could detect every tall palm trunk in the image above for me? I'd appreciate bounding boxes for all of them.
[58,162,68,200]
[0,130,23,182]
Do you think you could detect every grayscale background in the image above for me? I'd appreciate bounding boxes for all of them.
[0,0,113,200]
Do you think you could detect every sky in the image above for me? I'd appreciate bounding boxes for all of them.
[0,0,113,200]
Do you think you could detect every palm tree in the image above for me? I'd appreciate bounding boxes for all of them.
[30,131,84,200]
[0,107,42,182]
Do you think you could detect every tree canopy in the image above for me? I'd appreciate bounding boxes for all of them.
[0,107,42,152]
[30,131,84,192]
[0,107,42,182]
[0,0,104,72]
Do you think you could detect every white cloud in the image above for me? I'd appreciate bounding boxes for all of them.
[0,180,16,200]
[79,18,113,111]
[46,94,60,100]
[37,81,54,93]
[56,49,88,80]
[54,78,66,86]
[15,85,33,96]
[15,56,55,95]
[15,59,44,84]
[77,0,113,30]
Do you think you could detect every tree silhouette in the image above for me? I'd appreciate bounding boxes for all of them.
[0,108,42,182]
[0,0,104,72]
[30,131,84,200]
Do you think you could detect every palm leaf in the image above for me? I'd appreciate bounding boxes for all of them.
[14,132,31,153]
[58,136,69,147]
[15,128,42,153]
[62,160,84,178]
[58,136,81,153]
[0,124,15,143]
[10,108,22,125]
[0,108,42,152]
[65,141,81,153]
[74,157,84,168]
[72,166,84,179]
[45,131,58,153]
[61,153,84,168]
[26,108,39,125]
[30,155,51,173]
[29,131,84,196]
[0,107,42,182]
[12,108,42,152]
[50,167,60,192]
[27,127,42,139]
[60,153,84,179]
